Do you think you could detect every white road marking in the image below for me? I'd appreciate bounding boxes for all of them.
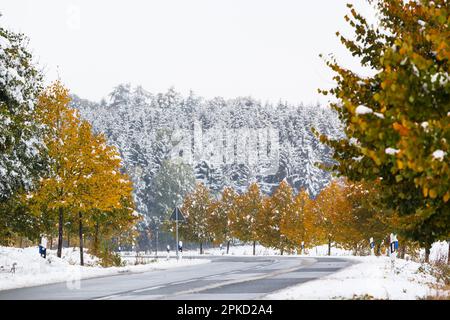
[94,294,122,300]
[132,286,163,293]
[170,279,197,285]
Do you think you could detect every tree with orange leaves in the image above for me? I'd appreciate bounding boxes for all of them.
[30,81,138,265]
[282,189,315,253]
[312,179,352,256]
[232,183,263,256]
[258,180,298,255]
[319,0,449,260]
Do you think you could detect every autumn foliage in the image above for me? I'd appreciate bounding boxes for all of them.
[319,0,449,256]
[24,82,139,265]
[176,178,394,256]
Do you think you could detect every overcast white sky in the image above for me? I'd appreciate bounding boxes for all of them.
[0,0,376,104]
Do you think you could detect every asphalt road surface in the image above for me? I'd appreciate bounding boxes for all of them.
[0,256,354,300]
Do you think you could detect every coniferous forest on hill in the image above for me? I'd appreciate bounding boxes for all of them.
[71,86,343,220]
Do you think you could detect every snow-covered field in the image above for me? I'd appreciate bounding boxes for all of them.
[264,256,448,300]
[0,246,210,291]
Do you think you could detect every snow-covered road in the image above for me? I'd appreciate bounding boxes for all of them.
[0,256,354,300]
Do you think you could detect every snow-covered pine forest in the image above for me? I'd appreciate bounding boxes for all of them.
[71,84,343,220]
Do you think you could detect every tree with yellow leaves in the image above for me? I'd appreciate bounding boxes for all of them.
[231,183,263,256]
[340,179,391,255]
[180,183,213,254]
[313,179,352,256]
[259,180,297,255]
[32,82,81,258]
[282,189,314,253]
[208,187,238,253]
[31,81,138,264]
[70,121,138,265]
[319,0,449,261]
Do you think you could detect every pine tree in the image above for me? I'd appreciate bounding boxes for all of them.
[148,159,195,218]
[73,84,342,221]
[0,25,46,205]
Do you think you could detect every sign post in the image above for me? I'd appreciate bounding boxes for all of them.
[170,207,185,260]
[369,237,375,256]
[155,223,159,258]
[389,233,398,269]
[178,240,183,260]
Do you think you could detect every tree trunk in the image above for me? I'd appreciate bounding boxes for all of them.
[399,246,406,259]
[67,231,70,248]
[424,244,431,263]
[448,240,450,265]
[253,241,256,256]
[226,240,230,254]
[375,243,381,256]
[57,207,64,258]
[93,222,99,255]
[199,242,203,255]
[49,236,53,250]
[280,248,284,256]
[79,212,84,266]
[328,237,332,256]
[19,237,23,248]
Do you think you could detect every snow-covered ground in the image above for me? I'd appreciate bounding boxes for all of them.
[159,241,448,262]
[135,243,354,257]
[264,255,448,300]
[0,246,210,291]
[2,242,447,299]
[171,242,449,300]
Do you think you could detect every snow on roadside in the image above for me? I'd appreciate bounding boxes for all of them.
[264,256,447,300]
[142,242,447,261]
[199,244,281,256]
[166,244,354,257]
[0,246,210,291]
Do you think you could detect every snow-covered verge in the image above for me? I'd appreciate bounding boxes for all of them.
[0,246,210,291]
[264,256,449,300]
[137,244,354,257]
